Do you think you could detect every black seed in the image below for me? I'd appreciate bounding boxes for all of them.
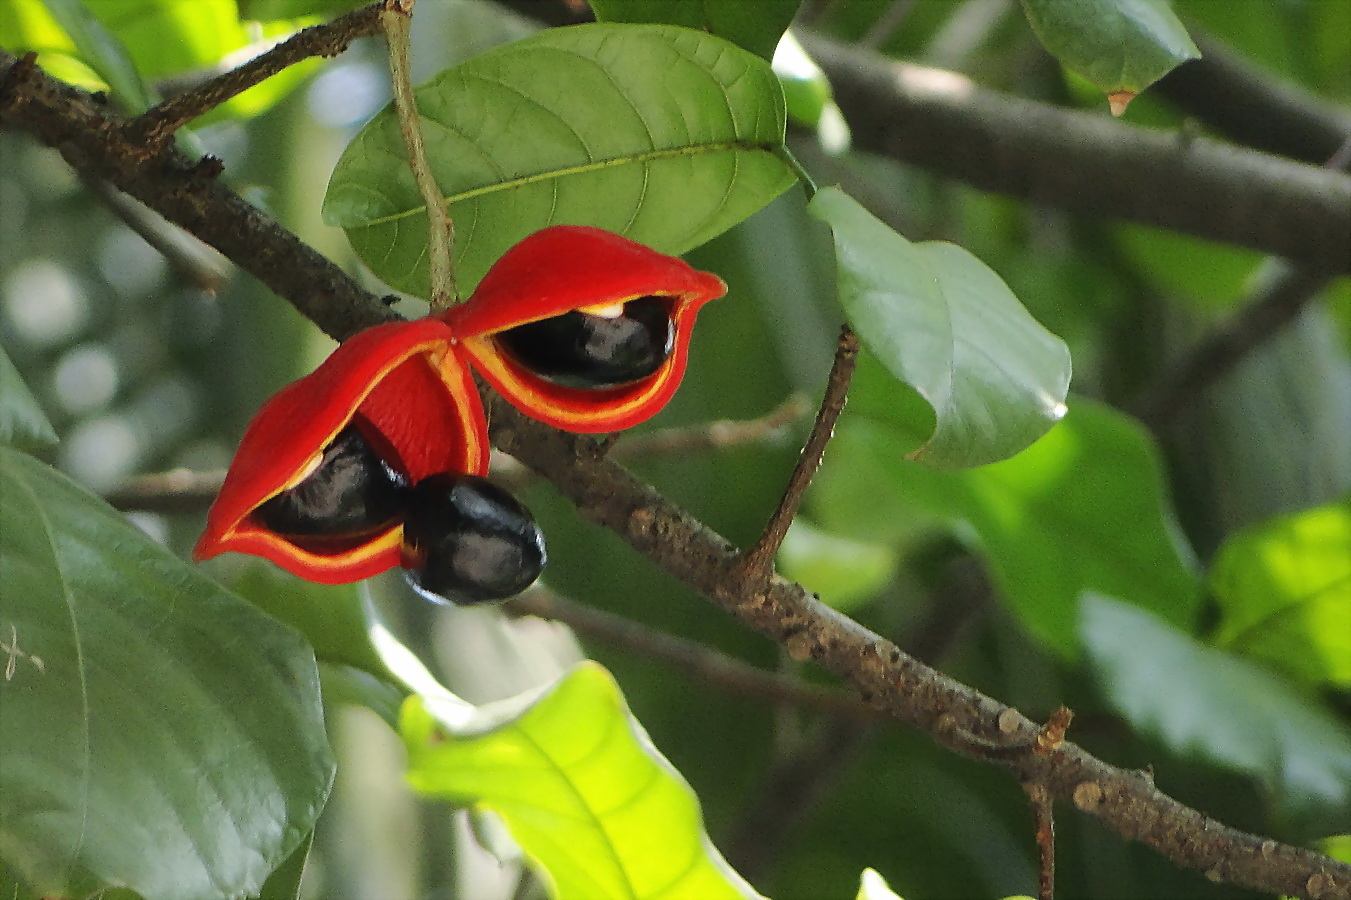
[402,474,547,606]
[496,296,674,389]
[255,424,406,543]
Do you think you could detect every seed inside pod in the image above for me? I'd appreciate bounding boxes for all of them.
[255,423,407,546]
[495,295,674,389]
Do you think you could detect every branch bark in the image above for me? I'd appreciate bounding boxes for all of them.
[3,48,1349,900]
[1154,31,1351,166]
[797,32,1351,275]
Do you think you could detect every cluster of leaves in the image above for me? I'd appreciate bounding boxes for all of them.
[1,0,1347,898]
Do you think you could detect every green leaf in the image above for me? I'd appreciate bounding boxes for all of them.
[0,346,56,451]
[1019,0,1200,99]
[808,186,1072,468]
[588,0,801,61]
[227,562,394,682]
[815,399,1201,655]
[856,868,903,900]
[42,0,154,112]
[1081,594,1351,832]
[0,448,334,900]
[777,519,896,612]
[1210,499,1351,688]
[324,23,796,296]
[255,830,313,900]
[402,662,764,900]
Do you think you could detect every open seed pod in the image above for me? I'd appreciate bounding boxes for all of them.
[194,318,488,584]
[440,226,727,433]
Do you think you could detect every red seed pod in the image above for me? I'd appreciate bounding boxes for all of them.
[441,226,727,433]
[194,318,487,584]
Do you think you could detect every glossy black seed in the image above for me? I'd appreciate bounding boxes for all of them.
[496,295,674,389]
[402,473,547,606]
[255,424,407,541]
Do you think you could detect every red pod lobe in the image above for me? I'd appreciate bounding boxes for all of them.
[441,226,727,433]
[194,318,487,583]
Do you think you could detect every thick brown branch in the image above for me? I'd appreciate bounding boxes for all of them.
[4,50,1349,900]
[1154,31,1351,166]
[797,32,1351,274]
[128,3,384,147]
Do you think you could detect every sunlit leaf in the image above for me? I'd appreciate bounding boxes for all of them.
[777,519,896,612]
[402,662,764,899]
[1082,594,1351,832]
[43,0,154,112]
[815,399,1201,655]
[0,346,56,451]
[856,867,903,900]
[0,0,318,122]
[0,448,334,900]
[1020,0,1199,102]
[588,0,800,61]
[809,187,1071,468]
[324,23,796,296]
[1210,499,1351,688]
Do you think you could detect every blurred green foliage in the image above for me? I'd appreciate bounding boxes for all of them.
[1,0,1348,898]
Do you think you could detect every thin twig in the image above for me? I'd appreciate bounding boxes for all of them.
[105,468,226,513]
[738,326,859,581]
[505,588,878,723]
[7,50,1351,899]
[617,394,810,458]
[128,3,383,148]
[381,0,456,307]
[1131,136,1351,427]
[83,176,229,293]
[860,0,915,50]
[1025,781,1056,900]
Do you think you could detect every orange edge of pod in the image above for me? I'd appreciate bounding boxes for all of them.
[440,226,727,433]
[193,318,488,583]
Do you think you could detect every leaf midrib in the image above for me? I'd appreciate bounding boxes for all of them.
[352,141,780,228]
[511,712,636,899]
[8,463,92,885]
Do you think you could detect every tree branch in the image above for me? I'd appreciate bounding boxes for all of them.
[127,2,384,148]
[739,326,859,581]
[1131,138,1351,427]
[796,32,1351,274]
[505,588,877,723]
[4,48,1349,900]
[1154,31,1351,166]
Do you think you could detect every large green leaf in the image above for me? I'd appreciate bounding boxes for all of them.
[1210,499,1351,688]
[0,346,56,451]
[808,187,1072,468]
[323,23,796,296]
[1081,594,1351,832]
[402,662,764,900]
[0,448,334,900]
[814,398,1201,655]
[588,0,801,61]
[1019,0,1199,97]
